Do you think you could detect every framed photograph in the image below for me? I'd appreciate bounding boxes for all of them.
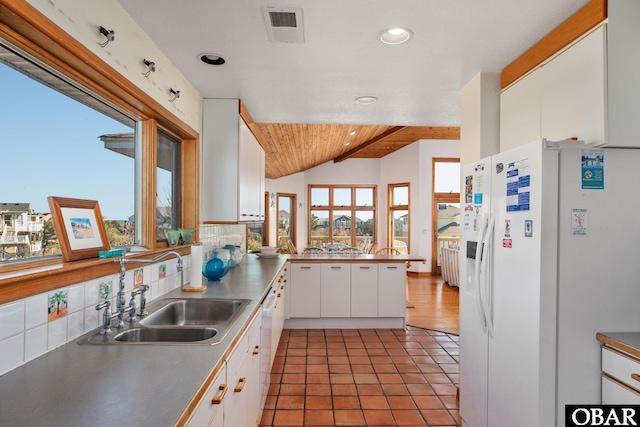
[47,196,110,261]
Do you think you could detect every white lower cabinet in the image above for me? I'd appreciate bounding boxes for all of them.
[290,264,320,317]
[187,310,262,427]
[320,264,350,317]
[378,263,406,317]
[289,262,406,321]
[601,346,640,404]
[187,364,226,427]
[351,264,378,317]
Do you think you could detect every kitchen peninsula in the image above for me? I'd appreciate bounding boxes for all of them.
[284,253,425,329]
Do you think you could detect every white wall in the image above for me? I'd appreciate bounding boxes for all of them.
[265,172,306,250]
[26,0,203,132]
[381,140,460,274]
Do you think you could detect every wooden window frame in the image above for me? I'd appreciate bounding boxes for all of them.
[388,183,410,251]
[308,184,377,247]
[0,0,200,305]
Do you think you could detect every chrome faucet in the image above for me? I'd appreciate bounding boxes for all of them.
[94,252,184,333]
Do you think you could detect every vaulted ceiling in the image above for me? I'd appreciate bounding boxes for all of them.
[118,0,591,178]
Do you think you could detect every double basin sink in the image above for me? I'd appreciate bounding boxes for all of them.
[79,298,250,345]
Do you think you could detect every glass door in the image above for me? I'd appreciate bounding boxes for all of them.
[432,159,460,274]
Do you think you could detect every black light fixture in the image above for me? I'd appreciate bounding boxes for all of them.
[142,59,156,77]
[169,88,180,103]
[198,53,226,66]
[99,26,115,47]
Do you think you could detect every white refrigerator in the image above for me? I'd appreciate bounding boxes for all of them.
[459,139,640,427]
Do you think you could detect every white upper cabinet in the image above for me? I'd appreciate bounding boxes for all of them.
[501,0,640,149]
[501,26,605,150]
[202,99,265,223]
[540,26,606,147]
[500,66,543,151]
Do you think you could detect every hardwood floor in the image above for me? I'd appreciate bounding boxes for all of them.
[405,275,460,335]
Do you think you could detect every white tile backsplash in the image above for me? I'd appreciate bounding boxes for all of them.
[0,334,25,375]
[0,300,25,341]
[67,311,84,341]
[24,324,47,362]
[84,280,99,307]
[67,284,85,314]
[0,224,245,375]
[84,306,99,333]
[25,294,47,330]
[47,317,67,351]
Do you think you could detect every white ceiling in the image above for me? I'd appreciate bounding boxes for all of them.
[118,0,590,127]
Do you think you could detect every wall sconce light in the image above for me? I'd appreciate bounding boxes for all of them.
[142,59,156,77]
[99,26,115,48]
[169,88,180,103]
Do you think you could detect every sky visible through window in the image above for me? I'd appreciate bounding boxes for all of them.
[0,62,135,221]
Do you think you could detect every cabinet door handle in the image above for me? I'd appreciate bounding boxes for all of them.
[631,373,640,383]
[211,384,228,404]
[360,266,370,269]
[234,377,247,393]
[386,266,398,269]
[301,266,311,270]
[253,345,260,355]
[331,266,341,269]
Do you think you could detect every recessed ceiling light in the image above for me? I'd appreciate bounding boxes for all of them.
[354,96,378,105]
[198,53,226,65]
[379,28,413,45]
[349,130,357,136]
[344,141,351,146]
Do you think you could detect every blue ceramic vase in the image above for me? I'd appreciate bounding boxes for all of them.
[203,252,230,281]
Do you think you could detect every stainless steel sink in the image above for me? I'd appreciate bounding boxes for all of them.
[78,297,250,345]
[140,298,249,327]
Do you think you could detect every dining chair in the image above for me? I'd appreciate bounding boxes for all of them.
[375,247,400,255]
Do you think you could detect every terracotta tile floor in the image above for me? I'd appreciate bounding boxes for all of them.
[259,327,460,427]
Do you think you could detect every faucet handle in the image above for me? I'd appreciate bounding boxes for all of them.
[138,285,149,316]
[126,292,138,322]
[95,301,112,334]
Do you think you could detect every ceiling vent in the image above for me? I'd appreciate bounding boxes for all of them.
[262,7,304,43]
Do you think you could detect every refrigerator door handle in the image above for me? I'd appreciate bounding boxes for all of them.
[474,213,489,333]
[484,212,496,338]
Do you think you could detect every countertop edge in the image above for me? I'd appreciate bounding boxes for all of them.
[597,332,640,359]
[287,254,425,263]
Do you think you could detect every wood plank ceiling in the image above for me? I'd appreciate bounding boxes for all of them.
[245,121,460,179]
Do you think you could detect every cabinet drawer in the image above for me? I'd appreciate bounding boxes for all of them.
[602,374,640,404]
[187,365,226,427]
[602,346,640,392]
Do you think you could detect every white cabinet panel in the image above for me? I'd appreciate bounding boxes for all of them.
[202,99,265,222]
[602,376,640,404]
[541,27,606,147]
[320,263,351,317]
[500,66,542,151]
[378,263,406,317]
[290,264,320,317]
[187,364,226,427]
[351,264,378,317]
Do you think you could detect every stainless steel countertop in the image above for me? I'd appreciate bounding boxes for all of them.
[0,254,285,427]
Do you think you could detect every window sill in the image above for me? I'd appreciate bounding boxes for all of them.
[0,246,191,305]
